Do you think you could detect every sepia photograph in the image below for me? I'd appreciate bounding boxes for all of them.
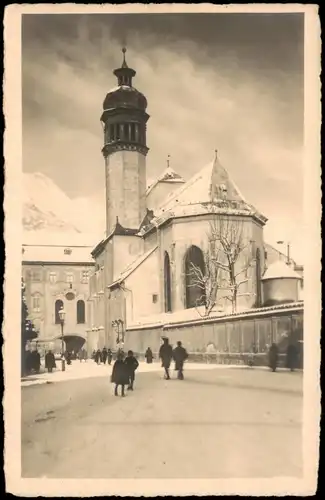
[3,3,321,497]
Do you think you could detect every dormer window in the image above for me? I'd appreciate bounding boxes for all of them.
[64,248,72,255]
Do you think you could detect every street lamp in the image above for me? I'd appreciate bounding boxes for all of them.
[58,306,66,372]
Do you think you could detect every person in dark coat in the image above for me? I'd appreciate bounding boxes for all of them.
[107,348,113,365]
[124,350,139,390]
[268,343,279,372]
[102,347,108,365]
[32,349,41,373]
[159,337,173,380]
[91,350,96,361]
[45,350,56,373]
[286,343,298,371]
[111,351,128,397]
[173,341,188,380]
[145,347,154,364]
[95,349,101,364]
[65,351,72,365]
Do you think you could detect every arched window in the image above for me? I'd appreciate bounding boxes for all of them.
[256,248,262,307]
[184,245,206,309]
[55,299,63,324]
[164,252,172,312]
[77,300,86,324]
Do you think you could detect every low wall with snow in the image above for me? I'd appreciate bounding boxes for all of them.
[125,303,304,369]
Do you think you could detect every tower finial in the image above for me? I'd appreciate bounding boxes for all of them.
[121,47,128,68]
[167,154,171,169]
[215,149,218,158]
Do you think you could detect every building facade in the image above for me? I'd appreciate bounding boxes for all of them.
[22,243,94,354]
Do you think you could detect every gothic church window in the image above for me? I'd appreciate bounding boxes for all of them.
[184,245,206,309]
[77,300,86,324]
[55,299,64,324]
[164,252,172,312]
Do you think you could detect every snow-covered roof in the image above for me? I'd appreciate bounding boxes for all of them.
[262,261,302,280]
[108,245,158,288]
[22,244,95,264]
[141,154,267,234]
[146,165,185,195]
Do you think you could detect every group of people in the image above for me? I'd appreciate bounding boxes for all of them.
[110,338,188,397]
[92,347,113,365]
[158,337,188,380]
[111,349,139,396]
[268,342,300,372]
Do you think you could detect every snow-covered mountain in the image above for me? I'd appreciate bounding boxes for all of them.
[23,172,105,244]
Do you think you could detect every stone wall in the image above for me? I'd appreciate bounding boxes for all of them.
[125,304,304,368]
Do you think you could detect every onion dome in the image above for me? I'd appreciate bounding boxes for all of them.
[102,47,147,111]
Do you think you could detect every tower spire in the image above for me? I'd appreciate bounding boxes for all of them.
[121,47,128,68]
[113,47,136,87]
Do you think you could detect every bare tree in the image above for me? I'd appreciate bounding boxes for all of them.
[186,216,255,317]
[210,217,254,313]
[187,244,222,318]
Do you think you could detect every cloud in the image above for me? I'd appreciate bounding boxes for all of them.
[22,15,303,261]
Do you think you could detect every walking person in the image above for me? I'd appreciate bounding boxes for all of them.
[102,347,108,365]
[111,351,128,397]
[173,341,188,380]
[45,350,56,373]
[268,343,279,372]
[32,349,41,374]
[124,350,139,391]
[145,347,154,364]
[65,351,72,365]
[95,349,101,365]
[159,337,173,380]
[107,348,113,365]
[286,343,298,372]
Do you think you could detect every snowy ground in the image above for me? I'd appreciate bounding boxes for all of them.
[21,366,303,479]
[21,360,225,387]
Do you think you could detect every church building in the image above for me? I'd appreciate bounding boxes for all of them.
[88,48,303,351]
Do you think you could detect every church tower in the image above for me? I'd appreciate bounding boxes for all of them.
[101,48,150,234]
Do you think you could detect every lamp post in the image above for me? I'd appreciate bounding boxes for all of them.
[58,306,66,372]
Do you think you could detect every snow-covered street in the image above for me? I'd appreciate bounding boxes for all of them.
[21,366,303,479]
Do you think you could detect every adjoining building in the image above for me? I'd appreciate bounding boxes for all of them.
[22,239,94,355]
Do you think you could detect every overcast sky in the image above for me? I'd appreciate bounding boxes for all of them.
[22,12,304,260]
